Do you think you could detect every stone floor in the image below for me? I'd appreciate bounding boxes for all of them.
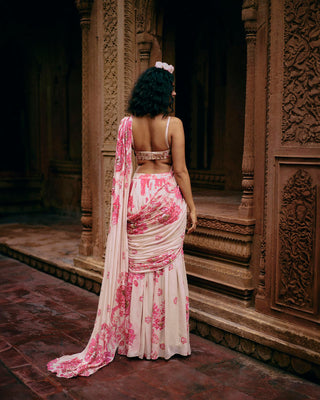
[0,253,320,399]
[0,213,81,271]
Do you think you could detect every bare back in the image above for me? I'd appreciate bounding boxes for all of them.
[132,115,172,174]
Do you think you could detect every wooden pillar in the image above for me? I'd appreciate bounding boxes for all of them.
[76,0,94,256]
[239,0,257,218]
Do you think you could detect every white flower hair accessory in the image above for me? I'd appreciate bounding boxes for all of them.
[155,61,174,74]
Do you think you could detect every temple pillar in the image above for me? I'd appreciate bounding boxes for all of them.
[135,0,162,75]
[239,0,257,218]
[76,0,94,256]
[101,0,135,235]
[73,0,135,284]
[137,33,153,73]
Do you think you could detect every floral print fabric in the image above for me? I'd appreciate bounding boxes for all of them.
[47,117,190,378]
[125,172,190,359]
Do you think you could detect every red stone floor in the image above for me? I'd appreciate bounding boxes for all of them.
[1,255,320,399]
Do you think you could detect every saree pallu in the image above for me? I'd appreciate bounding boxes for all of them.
[47,117,190,378]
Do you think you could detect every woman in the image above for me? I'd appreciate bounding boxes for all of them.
[47,61,197,378]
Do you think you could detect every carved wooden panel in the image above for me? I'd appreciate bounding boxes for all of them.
[282,0,320,144]
[273,161,319,320]
[277,170,316,311]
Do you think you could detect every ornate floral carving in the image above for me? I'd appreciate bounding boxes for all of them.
[277,170,316,311]
[197,216,255,235]
[124,0,135,112]
[101,1,135,244]
[103,0,118,143]
[282,0,320,144]
[135,0,148,33]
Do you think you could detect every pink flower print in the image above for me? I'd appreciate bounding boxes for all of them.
[140,178,150,196]
[139,295,144,302]
[151,350,158,360]
[112,195,120,225]
[127,221,148,235]
[126,326,136,346]
[152,302,165,330]
[107,304,111,312]
[174,186,183,200]
[128,195,134,212]
[152,330,159,344]
[48,357,82,377]
[155,235,163,241]
[160,343,165,350]
[145,316,152,324]
[85,335,101,362]
[97,309,101,316]
[169,265,173,271]
[114,283,126,314]
[157,288,163,296]
[173,297,178,304]
[181,337,187,344]
[157,202,182,225]
[134,280,138,287]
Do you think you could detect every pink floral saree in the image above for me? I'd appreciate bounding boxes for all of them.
[47,116,190,378]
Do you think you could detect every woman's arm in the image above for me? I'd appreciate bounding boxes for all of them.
[170,117,197,234]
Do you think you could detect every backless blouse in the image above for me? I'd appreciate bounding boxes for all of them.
[133,117,171,162]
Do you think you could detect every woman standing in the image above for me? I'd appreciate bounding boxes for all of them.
[47,62,197,378]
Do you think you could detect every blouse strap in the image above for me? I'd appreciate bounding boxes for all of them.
[165,117,171,148]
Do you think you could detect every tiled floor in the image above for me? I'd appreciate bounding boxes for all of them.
[0,213,81,270]
[0,254,319,399]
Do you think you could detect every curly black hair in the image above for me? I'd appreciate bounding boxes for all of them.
[127,66,174,117]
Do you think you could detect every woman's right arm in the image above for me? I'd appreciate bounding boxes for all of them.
[170,117,197,234]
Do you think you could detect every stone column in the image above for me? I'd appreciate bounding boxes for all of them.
[102,0,135,234]
[76,0,94,256]
[137,32,153,73]
[239,0,257,218]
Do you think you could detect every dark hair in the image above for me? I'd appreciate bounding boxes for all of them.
[127,66,174,117]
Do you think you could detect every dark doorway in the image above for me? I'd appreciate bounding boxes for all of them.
[163,0,246,191]
[0,0,82,215]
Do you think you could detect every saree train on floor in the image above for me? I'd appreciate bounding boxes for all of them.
[47,117,190,378]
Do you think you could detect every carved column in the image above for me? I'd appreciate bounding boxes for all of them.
[137,32,153,73]
[239,0,257,218]
[135,0,162,74]
[102,0,135,237]
[76,0,94,256]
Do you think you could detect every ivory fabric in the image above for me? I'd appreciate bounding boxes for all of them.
[47,116,190,378]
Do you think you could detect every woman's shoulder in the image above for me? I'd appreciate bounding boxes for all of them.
[168,116,184,131]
